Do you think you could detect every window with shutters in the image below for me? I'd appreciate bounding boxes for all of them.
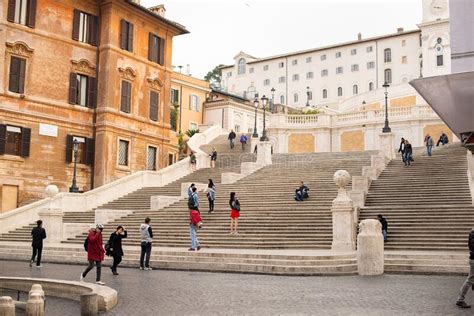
[322,89,328,99]
[278,76,286,83]
[7,0,37,28]
[293,93,298,103]
[68,73,95,108]
[263,65,269,71]
[337,87,343,97]
[292,74,299,81]
[149,90,159,121]
[369,82,374,91]
[306,72,313,79]
[65,135,94,165]
[367,61,375,69]
[8,56,26,94]
[72,10,98,46]
[321,69,328,77]
[320,54,326,61]
[351,49,357,56]
[189,94,199,111]
[120,80,132,113]
[335,52,341,58]
[384,48,392,63]
[73,136,86,164]
[280,95,285,104]
[353,84,359,95]
[148,33,165,65]
[0,125,30,157]
[336,66,343,74]
[147,146,157,171]
[120,19,134,52]
[278,62,284,68]
[170,89,179,105]
[5,126,22,156]
[263,79,270,86]
[366,46,373,53]
[118,139,129,166]
[351,64,359,72]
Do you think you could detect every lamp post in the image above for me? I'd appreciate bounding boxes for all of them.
[362,100,366,111]
[260,95,269,141]
[69,139,79,193]
[270,87,275,113]
[306,86,310,107]
[382,82,391,133]
[252,97,259,138]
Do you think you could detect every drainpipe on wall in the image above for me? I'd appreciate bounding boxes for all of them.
[91,2,102,189]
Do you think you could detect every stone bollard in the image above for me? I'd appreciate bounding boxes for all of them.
[0,296,15,316]
[331,170,356,252]
[357,219,384,276]
[26,292,44,316]
[80,293,98,316]
[29,284,44,300]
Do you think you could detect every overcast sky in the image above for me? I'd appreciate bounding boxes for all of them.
[141,0,422,79]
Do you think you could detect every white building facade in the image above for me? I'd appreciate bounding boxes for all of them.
[220,0,451,112]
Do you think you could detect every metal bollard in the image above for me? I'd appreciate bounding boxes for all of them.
[80,293,98,316]
[0,296,15,316]
[26,292,44,316]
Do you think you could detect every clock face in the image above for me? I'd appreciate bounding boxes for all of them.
[431,0,447,13]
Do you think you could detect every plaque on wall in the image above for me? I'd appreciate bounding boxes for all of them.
[39,123,58,137]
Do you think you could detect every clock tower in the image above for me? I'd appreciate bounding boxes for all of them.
[419,0,451,77]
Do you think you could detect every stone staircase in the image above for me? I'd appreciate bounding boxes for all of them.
[57,150,372,249]
[359,144,474,251]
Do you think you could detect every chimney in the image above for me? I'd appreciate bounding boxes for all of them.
[186,64,191,76]
[357,33,362,41]
[397,27,404,33]
[149,5,166,18]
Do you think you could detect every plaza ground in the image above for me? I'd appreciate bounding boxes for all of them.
[0,260,472,315]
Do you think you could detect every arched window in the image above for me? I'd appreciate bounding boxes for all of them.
[369,82,374,91]
[280,95,285,104]
[294,93,299,103]
[384,69,392,84]
[238,58,246,75]
[322,89,328,99]
[384,48,391,63]
[337,87,343,97]
[353,84,358,95]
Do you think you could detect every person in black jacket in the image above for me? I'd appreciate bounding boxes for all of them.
[108,225,127,275]
[398,138,405,162]
[228,130,236,149]
[30,220,46,268]
[403,140,413,167]
[456,230,474,308]
[377,215,388,242]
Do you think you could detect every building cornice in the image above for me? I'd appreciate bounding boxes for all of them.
[417,18,450,28]
[171,78,211,93]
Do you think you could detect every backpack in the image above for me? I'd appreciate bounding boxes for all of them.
[83,237,89,252]
[188,195,196,209]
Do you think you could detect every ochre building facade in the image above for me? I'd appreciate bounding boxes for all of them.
[0,0,187,211]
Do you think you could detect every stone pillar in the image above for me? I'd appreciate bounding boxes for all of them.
[371,155,387,172]
[256,141,272,166]
[0,296,15,316]
[29,284,44,300]
[357,219,384,276]
[26,292,44,316]
[38,185,63,244]
[331,170,356,252]
[379,132,396,160]
[352,176,370,193]
[81,293,98,316]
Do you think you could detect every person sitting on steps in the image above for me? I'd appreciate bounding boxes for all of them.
[295,181,310,201]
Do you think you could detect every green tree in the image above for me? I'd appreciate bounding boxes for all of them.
[204,64,224,87]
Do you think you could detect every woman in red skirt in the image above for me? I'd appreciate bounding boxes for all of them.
[229,192,241,235]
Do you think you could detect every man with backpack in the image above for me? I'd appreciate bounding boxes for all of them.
[81,224,105,285]
[188,187,199,211]
[240,133,248,151]
[140,217,153,271]
[187,183,195,199]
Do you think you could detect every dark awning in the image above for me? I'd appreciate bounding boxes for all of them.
[410,71,474,138]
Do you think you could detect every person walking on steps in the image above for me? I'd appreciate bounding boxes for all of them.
[229,192,241,235]
[188,187,200,211]
[377,215,388,242]
[398,137,405,163]
[456,229,474,308]
[30,220,46,268]
[206,179,216,213]
[81,224,105,285]
[403,140,413,167]
[424,134,434,156]
[188,183,195,199]
[228,130,236,149]
[189,207,202,251]
[140,217,153,271]
[240,133,248,151]
[107,225,127,275]
[209,148,217,168]
[189,152,197,171]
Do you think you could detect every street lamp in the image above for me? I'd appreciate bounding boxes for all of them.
[362,100,366,111]
[252,97,259,138]
[270,87,275,113]
[382,82,391,133]
[69,139,79,193]
[260,95,269,141]
[306,86,310,107]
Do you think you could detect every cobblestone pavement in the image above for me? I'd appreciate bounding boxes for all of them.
[0,260,473,315]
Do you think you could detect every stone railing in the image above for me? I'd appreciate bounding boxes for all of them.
[0,126,223,234]
[269,105,439,129]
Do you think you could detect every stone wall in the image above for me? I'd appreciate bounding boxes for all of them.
[288,133,315,153]
[341,130,364,152]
